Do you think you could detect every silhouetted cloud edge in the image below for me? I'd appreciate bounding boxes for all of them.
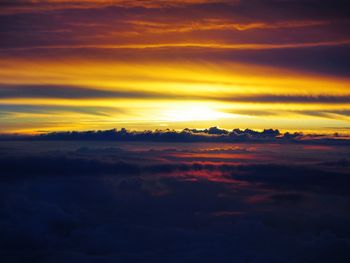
[1,127,349,144]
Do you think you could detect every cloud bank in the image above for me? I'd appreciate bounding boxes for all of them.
[2,127,349,145]
[0,140,350,262]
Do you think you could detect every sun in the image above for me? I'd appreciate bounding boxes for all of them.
[161,103,230,122]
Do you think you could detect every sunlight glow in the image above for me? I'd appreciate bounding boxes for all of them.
[0,59,349,133]
[161,103,231,122]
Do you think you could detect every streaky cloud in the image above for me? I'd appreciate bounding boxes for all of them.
[0,84,166,99]
[2,39,350,51]
[2,85,350,105]
[217,94,350,104]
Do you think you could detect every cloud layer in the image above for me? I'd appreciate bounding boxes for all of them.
[1,126,350,145]
[0,140,350,262]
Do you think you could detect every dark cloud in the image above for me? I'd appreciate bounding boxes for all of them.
[228,109,350,120]
[0,104,124,117]
[1,141,350,262]
[1,0,349,20]
[230,164,350,195]
[214,46,350,77]
[0,0,349,76]
[0,85,166,99]
[2,127,348,146]
[1,153,349,197]
[219,94,350,104]
[267,192,306,205]
[2,85,350,104]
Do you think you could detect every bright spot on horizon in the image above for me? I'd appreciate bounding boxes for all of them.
[162,103,231,122]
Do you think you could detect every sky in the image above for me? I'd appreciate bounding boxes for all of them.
[0,0,350,133]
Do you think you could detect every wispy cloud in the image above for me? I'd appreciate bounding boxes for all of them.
[2,39,350,51]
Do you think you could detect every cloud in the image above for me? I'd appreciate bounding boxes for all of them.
[1,1,349,50]
[230,164,350,195]
[227,109,350,121]
[0,0,229,14]
[1,0,349,21]
[218,94,350,104]
[2,40,350,52]
[2,85,350,107]
[0,104,123,117]
[1,141,350,262]
[0,85,168,99]
[1,0,349,78]
[2,127,348,145]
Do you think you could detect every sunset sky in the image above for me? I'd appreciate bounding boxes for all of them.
[1,0,350,133]
[2,2,350,262]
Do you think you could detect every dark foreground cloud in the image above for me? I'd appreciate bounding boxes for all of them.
[1,154,349,196]
[0,142,350,262]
